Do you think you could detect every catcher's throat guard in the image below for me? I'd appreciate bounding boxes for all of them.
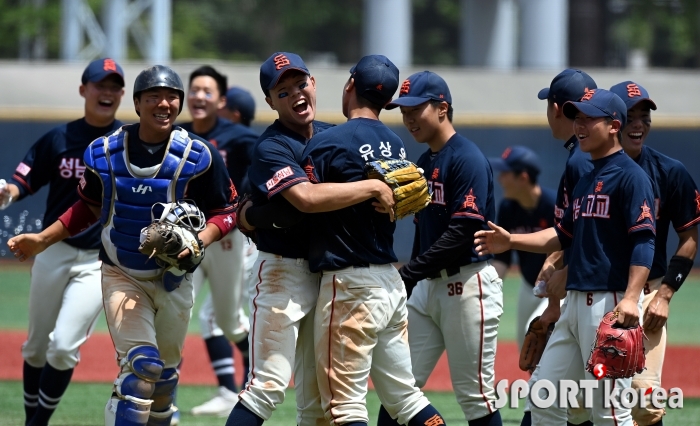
[138,200,206,289]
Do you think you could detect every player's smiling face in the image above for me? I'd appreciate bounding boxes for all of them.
[135,87,181,135]
[80,74,124,125]
[188,76,225,121]
[621,103,652,158]
[266,71,316,129]
[399,102,440,144]
[573,112,620,159]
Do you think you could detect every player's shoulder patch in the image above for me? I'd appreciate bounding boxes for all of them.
[266,166,293,190]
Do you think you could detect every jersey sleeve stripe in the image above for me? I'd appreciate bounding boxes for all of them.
[77,187,101,206]
[556,222,573,239]
[267,177,309,198]
[452,212,485,220]
[628,223,656,235]
[675,216,700,232]
[11,174,33,194]
[208,205,236,214]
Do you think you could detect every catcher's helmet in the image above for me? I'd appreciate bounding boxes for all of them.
[152,200,206,232]
[133,65,185,115]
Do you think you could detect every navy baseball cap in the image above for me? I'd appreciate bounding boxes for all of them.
[489,146,541,178]
[225,86,256,122]
[609,81,657,111]
[81,58,124,86]
[385,71,451,110]
[538,69,596,104]
[350,55,399,106]
[259,52,310,92]
[563,89,627,128]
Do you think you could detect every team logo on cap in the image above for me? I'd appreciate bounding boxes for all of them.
[273,54,291,70]
[501,147,512,159]
[103,58,117,72]
[627,83,642,98]
[400,79,410,95]
[581,89,595,101]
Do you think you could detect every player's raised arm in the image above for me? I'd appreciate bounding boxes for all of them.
[474,221,561,256]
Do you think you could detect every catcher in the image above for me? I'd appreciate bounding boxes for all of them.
[475,89,654,426]
[8,65,237,426]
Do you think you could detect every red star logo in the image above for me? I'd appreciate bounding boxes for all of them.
[695,190,700,214]
[303,158,318,183]
[228,179,238,203]
[462,189,479,212]
[636,200,653,223]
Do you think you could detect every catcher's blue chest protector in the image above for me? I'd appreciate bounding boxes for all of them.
[84,126,212,273]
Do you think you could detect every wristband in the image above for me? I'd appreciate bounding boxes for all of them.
[662,255,694,292]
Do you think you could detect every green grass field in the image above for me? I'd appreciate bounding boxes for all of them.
[2,265,700,425]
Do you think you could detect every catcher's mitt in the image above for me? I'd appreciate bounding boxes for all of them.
[364,159,431,220]
[519,316,555,373]
[138,201,206,279]
[586,311,646,379]
[235,193,257,243]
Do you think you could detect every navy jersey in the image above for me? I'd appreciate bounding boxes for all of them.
[302,118,405,272]
[494,187,556,286]
[180,117,257,193]
[554,137,594,222]
[10,118,123,250]
[248,119,334,259]
[79,124,236,265]
[555,150,656,292]
[634,146,700,279]
[416,133,495,262]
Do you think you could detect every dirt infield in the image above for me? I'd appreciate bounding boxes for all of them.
[1,330,699,396]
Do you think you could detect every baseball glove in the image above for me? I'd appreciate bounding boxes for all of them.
[586,311,646,379]
[364,159,431,220]
[138,221,204,272]
[519,316,555,373]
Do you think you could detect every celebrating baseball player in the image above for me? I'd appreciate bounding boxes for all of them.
[294,55,444,426]
[0,58,124,426]
[489,146,556,350]
[609,81,699,426]
[475,88,656,426]
[178,65,257,417]
[219,86,257,128]
[377,71,504,426]
[8,65,237,426]
[227,52,401,426]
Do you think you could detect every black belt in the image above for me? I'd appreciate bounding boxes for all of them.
[426,267,461,280]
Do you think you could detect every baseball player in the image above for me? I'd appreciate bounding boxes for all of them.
[475,88,656,426]
[378,70,504,426]
[8,65,237,426]
[226,52,399,426]
[219,86,256,127]
[0,58,124,426]
[518,69,599,426]
[609,81,699,426]
[489,146,556,350]
[178,65,257,417]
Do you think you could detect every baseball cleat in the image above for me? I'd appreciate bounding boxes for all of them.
[190,386,237,417]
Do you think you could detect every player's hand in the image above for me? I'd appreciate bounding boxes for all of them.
[643,284,673,332]
[7,233,49,262]
[614,298,640,328]
[539,298,561,330]
[545,269,567,300]
[474,221,511,255]
[371,182,396,222]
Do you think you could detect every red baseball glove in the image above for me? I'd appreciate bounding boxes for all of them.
[586,311,646,379]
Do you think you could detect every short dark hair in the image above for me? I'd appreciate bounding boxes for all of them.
[513,168,538,185]
[189,65,227,98]
[351,78,384,112]
[430,100,453,122]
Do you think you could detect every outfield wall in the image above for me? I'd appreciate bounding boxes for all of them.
[1,120,697,263]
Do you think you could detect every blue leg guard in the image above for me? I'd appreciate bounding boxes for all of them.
[105,395,152,426]
[162,269,187,292]
[122,346,164,382]
[146,406,177,426]
[151,368,178,412]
